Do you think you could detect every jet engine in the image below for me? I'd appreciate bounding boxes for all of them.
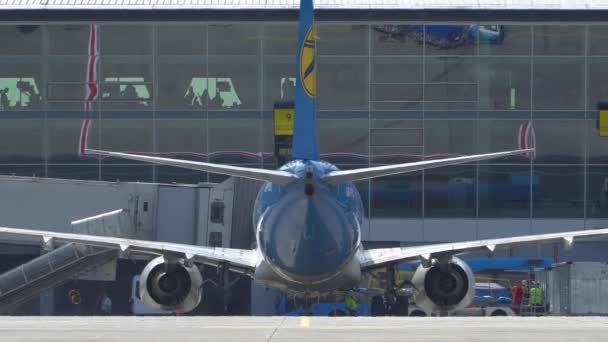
[139,255,203,313]
[411,256,475,313]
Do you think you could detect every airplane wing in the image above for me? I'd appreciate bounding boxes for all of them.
[359,227,608,269]
[323,149,533,185]
[0,226,259,273]
[84,149,297,186]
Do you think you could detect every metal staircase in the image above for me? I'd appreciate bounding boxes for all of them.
[0,243,116,313]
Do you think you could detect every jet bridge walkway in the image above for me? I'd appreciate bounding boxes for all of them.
[0,243,117,314]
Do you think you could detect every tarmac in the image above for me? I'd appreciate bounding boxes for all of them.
[1,316,608,342]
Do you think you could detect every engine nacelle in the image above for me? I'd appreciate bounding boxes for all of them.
[411,256,475,313]
[139,256,203,313]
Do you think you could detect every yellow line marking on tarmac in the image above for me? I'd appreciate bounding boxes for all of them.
[299,317,311,328]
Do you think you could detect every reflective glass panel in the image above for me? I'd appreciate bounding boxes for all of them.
[371,57,423,110]
[532,120,585,164]
[424,24,477,56]
[424,57,477,110]
[588,119,608,164]
[0,119,44,163]
[318,57,368,110]
[100,57,153,110]
[478,25,530,56]
[479,165,531,218]
[371,119,423,164]
[477,120,533,163]
[100,119,153,163]
[0,61,43,110]
[532,166,584,218]
[588,57,608,109]
[588,26,608,56]
[157,60,205,110]
[48,58,91,104]
[587,166,608,218]
[0,25,41,55]
[264,24,297,55]
[425,165,476,218]
[424,120,476,157]
[100,25,152,55]
[208,24,260,55]
[477,57,531,110]
[208,56,260,110]
[263,57,296,109]
[533,25,584,56]
[371,25,423,56]
[48,25,92,55]
[371,172,423,218]
[533,57,584,110]
[208,119,261,164]
[157,25,206,55]
[47,119,100,163]
[371,172,422,218]
[317,24,369,55]
[318,119,369,165]
[156,120,207,158]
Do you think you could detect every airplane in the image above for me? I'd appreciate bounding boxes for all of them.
[2,0,608,316]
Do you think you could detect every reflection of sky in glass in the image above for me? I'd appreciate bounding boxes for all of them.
[188,77,242,108]
[103,77,150,106]
[0,77,40,108]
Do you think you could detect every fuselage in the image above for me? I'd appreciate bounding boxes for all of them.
[254,160,363,287]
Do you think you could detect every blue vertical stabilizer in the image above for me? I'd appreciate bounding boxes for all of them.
[292,0,319,161]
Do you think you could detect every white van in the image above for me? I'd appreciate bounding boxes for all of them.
[129,274,170,315]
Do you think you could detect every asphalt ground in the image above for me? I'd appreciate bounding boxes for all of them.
[1,316,608,342]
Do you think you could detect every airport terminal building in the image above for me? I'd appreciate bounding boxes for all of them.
[2,1,608,257]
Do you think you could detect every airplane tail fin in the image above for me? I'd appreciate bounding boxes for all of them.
[292,0,318,161]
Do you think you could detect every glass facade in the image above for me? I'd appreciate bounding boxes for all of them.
[0,22,607,220]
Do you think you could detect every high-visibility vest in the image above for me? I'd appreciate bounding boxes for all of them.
[530,287,542,305]
[345,295,358,311]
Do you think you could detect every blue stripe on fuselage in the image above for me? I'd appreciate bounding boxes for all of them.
[254,160,362,282]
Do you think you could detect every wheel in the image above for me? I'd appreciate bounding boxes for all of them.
[391,295,409,316]
[409,310,427,317]
[490,309,507,316]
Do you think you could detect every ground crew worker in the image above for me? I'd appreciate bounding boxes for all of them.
[529,283,543,313]
[100,292,112,315]
[511,281,524,315]
[344,291,358,316]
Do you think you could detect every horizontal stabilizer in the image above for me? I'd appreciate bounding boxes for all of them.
[323,149,534,185]
[85,149,297,185]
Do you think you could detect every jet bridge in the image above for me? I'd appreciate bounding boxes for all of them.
[0,243,116,314]
[0,175,258,314]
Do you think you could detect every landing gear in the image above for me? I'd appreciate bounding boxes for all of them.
[371,295,385,316]
[202,263,244,315]
[381,263,409,316]
[301,292,314,316]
